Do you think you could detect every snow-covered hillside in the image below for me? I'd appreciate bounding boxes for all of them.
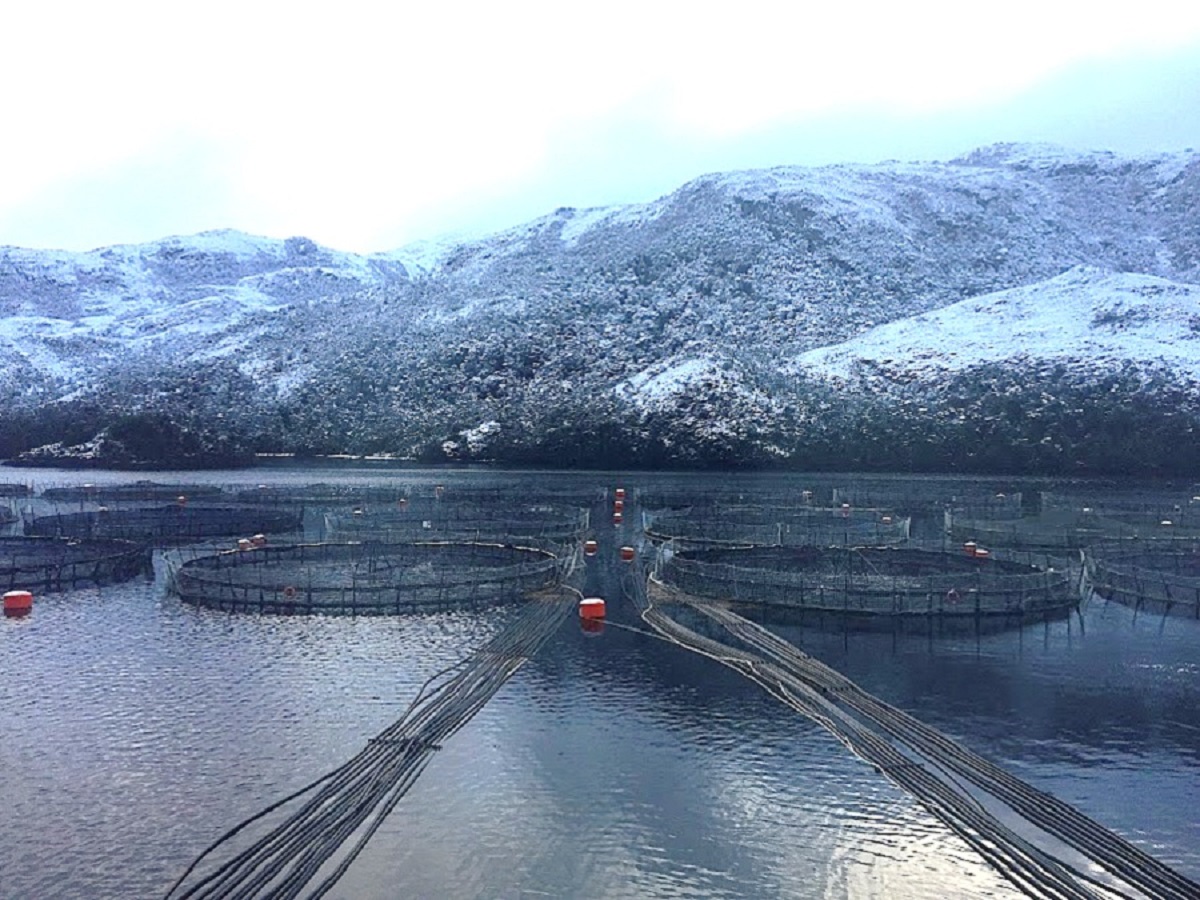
[794,267,1200,383]
[0,229,412,385]
[2,143,1200,472]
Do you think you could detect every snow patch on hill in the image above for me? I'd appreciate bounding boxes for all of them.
[793,267,1200,382]
[617,356,727,408]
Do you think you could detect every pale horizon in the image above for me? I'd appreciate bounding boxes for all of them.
[3,1,1199,255]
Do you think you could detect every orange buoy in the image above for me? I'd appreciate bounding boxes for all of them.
[612,511,623,525]
[614,488,626,501]
[4,590,33,618]
[579,597,606,620]
[580,617,605,636]
[620,545,635,562]
[613,499,625,513]
[963,541,978,557]
[974,547,991,559]
[584,539,599,556]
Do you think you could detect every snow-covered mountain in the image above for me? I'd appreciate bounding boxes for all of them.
[3,143,1200,472]
[794,267,1200,383]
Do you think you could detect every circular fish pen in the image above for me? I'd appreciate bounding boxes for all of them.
[28,505,303,544]
[231,483,413,507]
[41,482,226,503]
[1084,544,1200,618]
[1,536,146,592]
[325,503,590,547]
[942,507,1197,553]
[834,483,1022,516]
[654,544,1075,621]
[644,505,911,548]
[171,540,565,614]
[636,486,833,511]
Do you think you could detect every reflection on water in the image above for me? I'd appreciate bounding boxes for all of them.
[1,467,1198,898]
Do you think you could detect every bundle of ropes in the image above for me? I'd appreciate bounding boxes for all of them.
[163,588,575,900]
[635,573,1199,900]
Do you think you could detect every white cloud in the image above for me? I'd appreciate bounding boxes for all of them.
[2,0,1199,251]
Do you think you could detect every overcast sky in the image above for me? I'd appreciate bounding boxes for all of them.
[3,1,1199,254]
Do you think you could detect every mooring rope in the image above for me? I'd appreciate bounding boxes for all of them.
[164,589,574,900]
[631,570,1198,900]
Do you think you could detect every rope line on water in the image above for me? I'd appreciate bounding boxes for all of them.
[627,568,1196,900]
[164,588,574,900]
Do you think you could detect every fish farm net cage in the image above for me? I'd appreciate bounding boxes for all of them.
[169,540,567,614]
[1083,543,1200,618]
[27,504,303,544]
[0,483,32,498]
[40,482,227,503]
[324,503,591,546]
[943,506,1200,552]
[1,536,146,592]
[1040,491,1200,527]
[653,544,1075,618]
[635,486,836,511]
[230,483,416,506]
[643,504,911,548]
[833,483,1023,516]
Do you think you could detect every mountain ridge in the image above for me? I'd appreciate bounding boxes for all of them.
[2,142,1199,472]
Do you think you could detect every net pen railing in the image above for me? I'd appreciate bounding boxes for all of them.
[324,505,590,545]
[644,507,911,548]
[1083,544,1200,618]
[170,540,566,614]
[655,545,1074,617]
[27,505,303,544]
[1,536,147,592]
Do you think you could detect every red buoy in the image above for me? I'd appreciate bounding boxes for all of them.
[251,534,267,548]
[580,617,605,636]
[974,547,991,559]
[620,545,635,562]
[613,499,625,513]
[613,511,623,525]
[963,541,978,557]
[614,488,626,501]
[176,495,188,507]
[579,597,606,620]
[584,539,598,556]
[4,590,33,618]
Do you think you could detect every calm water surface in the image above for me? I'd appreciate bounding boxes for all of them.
[1,467,1197,898]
